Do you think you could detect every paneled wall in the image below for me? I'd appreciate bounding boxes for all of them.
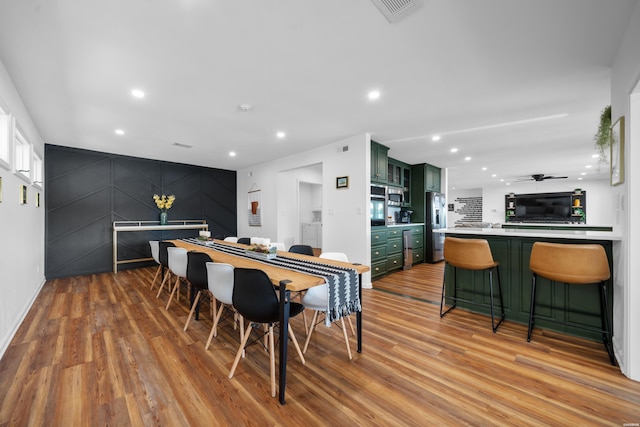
[45,145,236,278]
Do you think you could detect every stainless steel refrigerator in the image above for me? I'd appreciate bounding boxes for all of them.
[425,191,446,263]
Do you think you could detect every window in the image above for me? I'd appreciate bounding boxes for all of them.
[0,106,11,170]
[14,127,32,182]
[32,151,43,188]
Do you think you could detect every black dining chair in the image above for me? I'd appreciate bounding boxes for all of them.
[183,251,214,331]
[154,241,176,295]
[288,244,314,256]
[237,237,251,245]
[228,268,306,397]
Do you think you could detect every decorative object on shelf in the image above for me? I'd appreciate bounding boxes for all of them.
[336,176,349,189]
[153,193,175,224]
[610,116,625,186]
[248,183,261,226]
[245,244,277,260]
[594,105,611,164]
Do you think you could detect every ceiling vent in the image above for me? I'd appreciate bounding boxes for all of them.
[370,0,423,23]
[172,142,193,149]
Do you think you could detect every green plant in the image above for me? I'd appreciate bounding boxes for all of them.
[594,105,611,163]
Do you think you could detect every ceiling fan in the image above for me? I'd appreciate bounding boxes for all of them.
[517,174,569,182]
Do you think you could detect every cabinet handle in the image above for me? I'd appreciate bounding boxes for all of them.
[374,235,379,240]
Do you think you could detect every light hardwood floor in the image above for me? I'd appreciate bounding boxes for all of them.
[1,263,639,426]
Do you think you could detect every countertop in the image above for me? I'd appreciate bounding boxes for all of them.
[386,222,425,227]
[437,227,622,241]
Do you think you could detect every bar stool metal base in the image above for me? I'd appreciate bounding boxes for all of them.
[527,273,616,366]
[440,264,505,333]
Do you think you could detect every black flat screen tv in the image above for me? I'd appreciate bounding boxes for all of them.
[513,192,573,222]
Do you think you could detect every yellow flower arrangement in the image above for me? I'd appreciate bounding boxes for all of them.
[153,194,175,212]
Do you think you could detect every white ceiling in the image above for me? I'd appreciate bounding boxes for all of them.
[0,0,636,189]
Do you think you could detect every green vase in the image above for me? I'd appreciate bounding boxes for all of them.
[160,211,168,225]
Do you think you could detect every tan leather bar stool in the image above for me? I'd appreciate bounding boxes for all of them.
[440,237,505,332]
[528,242,615,365]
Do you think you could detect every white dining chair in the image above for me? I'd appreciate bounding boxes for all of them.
[223,236,239,243]
[301,252,354,360]
[148,240,162,289]
[205,262,242,350]
[163,246,189,310]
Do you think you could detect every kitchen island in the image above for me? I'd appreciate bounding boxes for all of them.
[437,225,621,341]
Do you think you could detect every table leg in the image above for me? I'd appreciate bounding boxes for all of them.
[113,228,118,273]
[278,279,291,404]
[357,273,362,353]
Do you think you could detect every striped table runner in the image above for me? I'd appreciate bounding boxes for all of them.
[183,238,361,324]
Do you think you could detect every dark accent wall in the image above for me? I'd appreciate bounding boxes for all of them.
[45,144,237,279]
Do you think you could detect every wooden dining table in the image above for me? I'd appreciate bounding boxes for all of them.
[170,238,369,404]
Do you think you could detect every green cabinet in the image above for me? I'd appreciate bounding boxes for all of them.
[371,224,425,280]
[370,227,388,279]
[371,141,389,184]
[411,225,424,264]
[425,163,441,192]
[386,228,404,273]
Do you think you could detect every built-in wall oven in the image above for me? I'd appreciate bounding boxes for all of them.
[370,185,387,226]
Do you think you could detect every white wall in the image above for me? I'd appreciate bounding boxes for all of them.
[610,0,640,381]
[0,59,46,358]
[237,133,374,286]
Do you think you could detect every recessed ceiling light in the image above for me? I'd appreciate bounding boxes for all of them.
[464,156,471,161]
[115,129,124,135]
[592,154,599,158]
[276,131,286,138]
[432,135,441,142]
[581,172,587,175]
[368,90,380,100]
[229,151,236,157]
[450,148,458,153]
[585,164,592,168]
[491,174,497,178]
[482,167,488,171]
[506,182,511,186]
[578,177,583,180]
[131,89,145,98]
[499,178,504,182]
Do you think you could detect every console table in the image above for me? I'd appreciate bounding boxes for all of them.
[112,220,209,273]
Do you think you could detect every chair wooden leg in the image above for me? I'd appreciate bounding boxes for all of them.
[150,265,162,290]
[183,290,202,331]
[346,315,355,336]
[156,272,171,298]
[269,325,276,397]
[288,324,305,365]
[166,276,180,310]
[339,317,353,360]
[229,323,254,379]
[212,302,226,337]
[303,310,319,354]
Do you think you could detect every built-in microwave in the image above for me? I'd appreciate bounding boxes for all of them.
[387,186,404,206]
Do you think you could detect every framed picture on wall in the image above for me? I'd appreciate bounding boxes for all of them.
[610,116,625,186]
[336,176,349,189]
